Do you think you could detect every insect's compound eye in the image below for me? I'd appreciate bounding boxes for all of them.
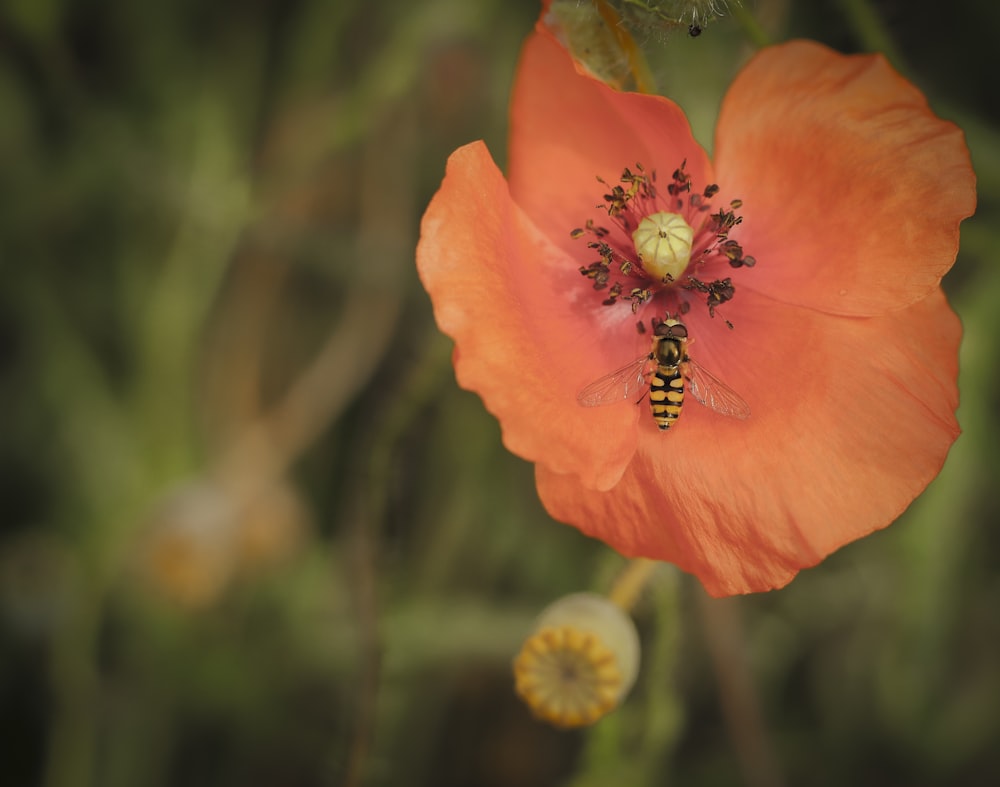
[655,321,687,340]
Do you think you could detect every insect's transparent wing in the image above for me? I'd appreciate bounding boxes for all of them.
[685,358,751,419]
[577,354,652,407]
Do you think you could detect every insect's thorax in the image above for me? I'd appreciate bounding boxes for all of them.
[652,335,686,368]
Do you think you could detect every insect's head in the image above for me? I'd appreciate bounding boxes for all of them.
[654,319,688,341]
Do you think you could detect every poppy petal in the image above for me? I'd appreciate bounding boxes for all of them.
[417,141,642,490]
[507,28,713,257]
[536,287,961,595]
[715,40,975,316]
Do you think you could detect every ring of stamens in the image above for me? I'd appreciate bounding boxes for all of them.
[572,161,756,323]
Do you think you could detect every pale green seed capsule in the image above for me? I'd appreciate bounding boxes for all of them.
[513,593,640,728]
[632,212,694,283]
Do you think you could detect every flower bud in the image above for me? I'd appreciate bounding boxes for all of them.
[513,592,640,728]
[545,0,633,89]
[140,481,238,608]
[606,0,733,32]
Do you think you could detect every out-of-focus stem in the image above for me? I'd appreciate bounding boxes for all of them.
[608,557,660,611]
[594,0,658,93]
[42,590,101,787]
[836,0,908,73]
[698,593,785,787]
[730,2,771,48]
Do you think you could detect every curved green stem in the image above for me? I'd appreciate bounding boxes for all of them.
[42,590,102,787]
[730,2,771,48]
[836,0,908,72]
[594,0,658,93]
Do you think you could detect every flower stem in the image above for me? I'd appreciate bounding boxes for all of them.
[607,557,660,611]
[43,590,102,787]
[835,0,908,73]
[729,2,771,48]
[698,593,785,787]
[593,0,658,93]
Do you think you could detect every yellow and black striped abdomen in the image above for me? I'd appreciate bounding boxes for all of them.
[649,364,684,430]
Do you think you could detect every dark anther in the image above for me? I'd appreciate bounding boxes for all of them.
[683,276,735,317]
[628,287,651,313]
[579,259,611,290]
[710,208,742,235]
[719,239,744,261]
[704,278,736,316]
[667,160,692,197]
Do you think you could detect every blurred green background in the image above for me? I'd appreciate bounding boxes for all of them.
[1,0,998,785]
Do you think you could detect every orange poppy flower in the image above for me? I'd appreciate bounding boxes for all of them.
[416,24,975,595]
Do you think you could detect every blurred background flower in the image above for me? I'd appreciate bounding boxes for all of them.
[1,1,999,786]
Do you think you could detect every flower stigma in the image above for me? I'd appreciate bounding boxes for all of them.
[632,211,693,283]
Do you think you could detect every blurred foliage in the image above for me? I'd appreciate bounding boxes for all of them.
[0,0,998,786]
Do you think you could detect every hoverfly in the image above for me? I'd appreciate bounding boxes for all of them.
[577,318,750,429]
